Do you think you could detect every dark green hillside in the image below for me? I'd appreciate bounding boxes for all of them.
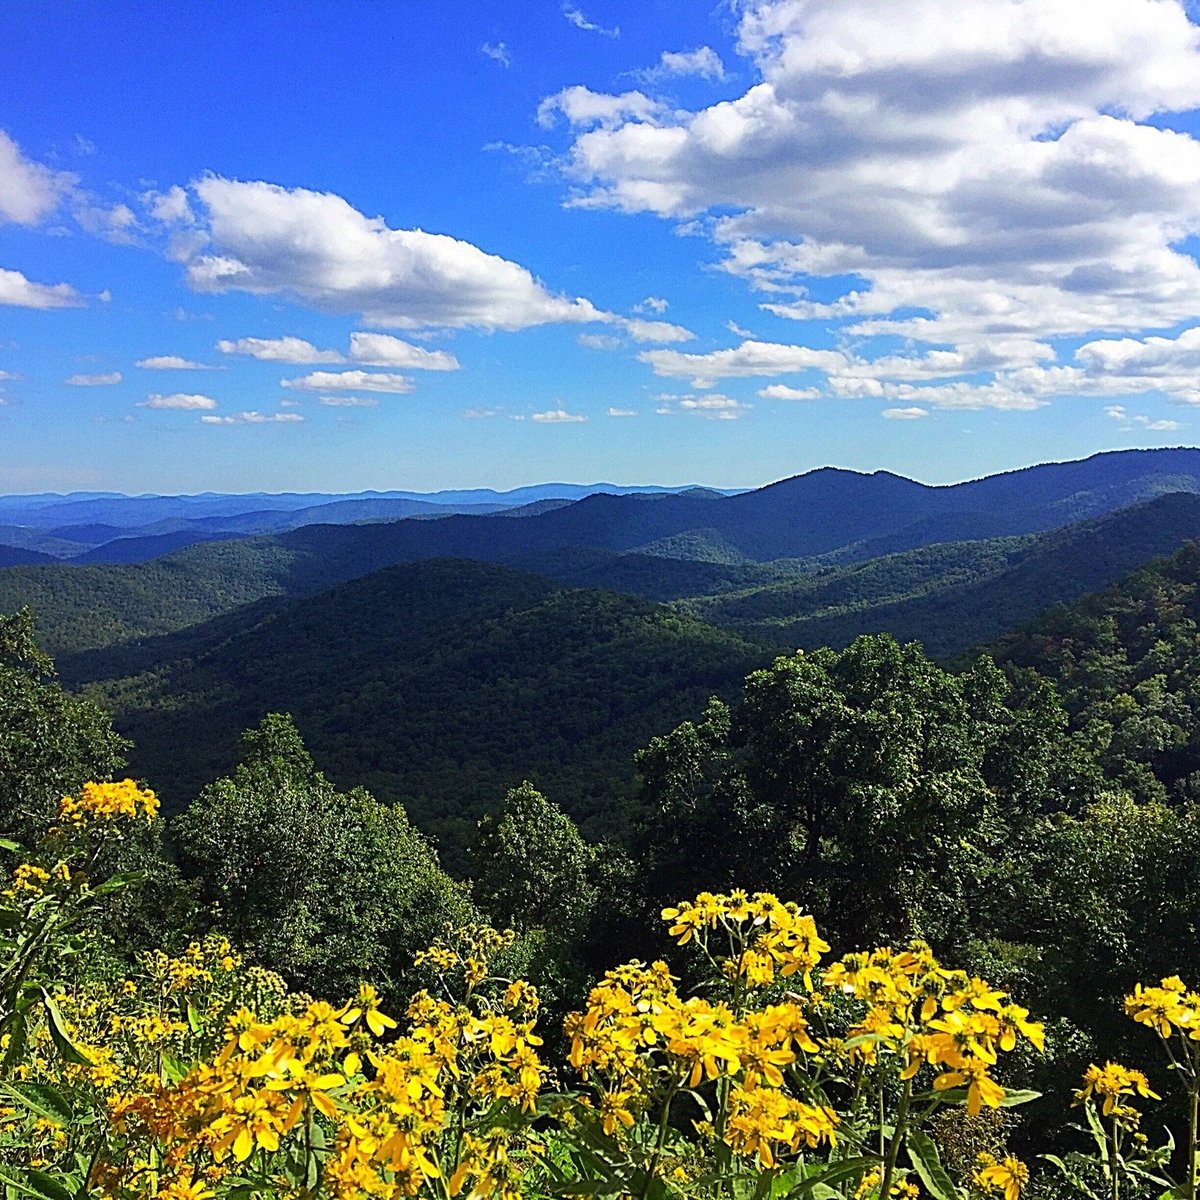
[986,535,1200,803]
[677,493,1200,658]
[0,539,302,658]
[83,559,768,869]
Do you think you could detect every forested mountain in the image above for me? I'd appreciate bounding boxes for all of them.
[676,492,1200,656]
[2,446,1199,567]
[78,559,767,867]
[987,536,1200,805]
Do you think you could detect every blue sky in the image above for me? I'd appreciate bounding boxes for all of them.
[4,0,1200,493]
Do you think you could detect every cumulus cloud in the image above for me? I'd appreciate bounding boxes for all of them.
[562,5,618,37]
[139,393,218,410]
[347,332,459,370]
[639,339,846,387]
[481,41,511,67]
[883,407,931,420]
[75,201,139,244]
[178,176,605,332]
[217,332,458,370]
[200,411,304,424]
[0,131,74,225]
[1104,403,1182,430]
[537,87,661,129]
[607,406,638,417]
[656,393,751,420]
[634,296,669,313]
[578,333,623,350]
[0,267,83,309]
[66,372,121,386]
[759,383,820,400]
[463,407,500,418]
[546,0,1200,412]
[135,355,211,370]
[530,407,588,422]
[652,47,726,80]
[145,185,194,225]
[617,316,694,343]
[217,336,344,364]
[318,395,379,407]
[281,370,414,394]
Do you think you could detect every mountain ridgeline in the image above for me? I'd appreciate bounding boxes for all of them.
[8,447,1200,869]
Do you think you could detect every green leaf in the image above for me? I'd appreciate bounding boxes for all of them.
[39,990,92,1066]
[922,1086,1041,1109]
[784,1156,877,1199]
[90,869,146,896]
[0,1169,74,1200]
[186,1000,202,1034]
[0,1083,74,1125]
[0,838,22,853]
[907,1128,962,1200]
[0,1013,27,1068]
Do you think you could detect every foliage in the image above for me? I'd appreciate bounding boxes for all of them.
[632,635,1101,953]
[0,608,128,844]
[173,713,472,999]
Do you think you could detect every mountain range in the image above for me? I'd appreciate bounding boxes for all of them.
[8,446,1200,866]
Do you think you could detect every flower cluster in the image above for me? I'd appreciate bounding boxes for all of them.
[57,779,159,826]
[1125,975,1200,1040]
[825,943,1044,1115]
[1075,1061,1158,1123]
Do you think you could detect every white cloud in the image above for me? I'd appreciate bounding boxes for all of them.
[578,332,623,351]
[882,407,930,420]
[139,392,218,410]
[656,392,752,420]
[634,296,669,313]
[463,406,500,418]
[759,383,820,400]
[639,338,846,386]
[0,267,83,309]
[607,406,638,416]
[181,176,606,332]
[318,395,379,407]
[217,331,459,370]
[281,370,414,394]
[1104,403,1182,430]
[654,47,726,80]
[538,87,660,130]
[201,411,304,424]
[145,185,194,225]
[0,370,18,382]
[562,5,618,37]
[75,202,139,244]
[217,336,344,364]
[0,131,73,225]
[66,371,121,386]
[481,41,511,67]
[548,0,1200,410]
[618,316,694,343]
[347,332,459,370]
[135,355,211,370]
[530,407,588,422]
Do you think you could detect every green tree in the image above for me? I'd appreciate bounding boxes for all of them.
[0,607,128,843]
[634,635,1103,951]
[473,781,598,935]
[174,713,472,999]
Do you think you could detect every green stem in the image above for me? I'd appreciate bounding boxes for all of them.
[878,1077,913,1200]
[643,1074,683,1200]
[1188,1068,1198,1200]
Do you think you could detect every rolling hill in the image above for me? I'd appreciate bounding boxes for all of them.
[77,559,768,869]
